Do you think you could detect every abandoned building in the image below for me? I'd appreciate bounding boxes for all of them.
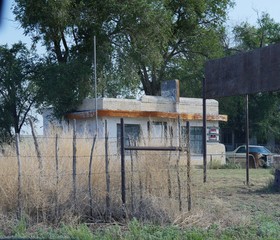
[43,80,227,164]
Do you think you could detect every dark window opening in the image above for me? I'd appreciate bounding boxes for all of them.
[181,126,203,154]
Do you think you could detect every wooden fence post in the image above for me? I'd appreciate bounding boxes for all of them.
[105,120,111,221]
[15,133,22,219]
[176,117,182,212]
[186,121,192,211]
[129,138,135,214]
[29,119,43,177]
[55,133,59,221]
[167,126,173,198]
[72,119,77,210]
[88,134,97,219]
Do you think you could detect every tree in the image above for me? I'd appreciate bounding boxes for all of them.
[13,0,233,108]
[35,56,92,118]
[220,13,280,144]
[116,1,232,95]
[0,43,38,142]
[233,12,280,50]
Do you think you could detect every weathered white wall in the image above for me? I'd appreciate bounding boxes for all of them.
[42,95,225,164]
[76,97,220,114]
[68,116,224,164]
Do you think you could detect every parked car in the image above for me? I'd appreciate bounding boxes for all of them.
[226,145,274,168]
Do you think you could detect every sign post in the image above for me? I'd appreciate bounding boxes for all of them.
[205,43,280,185]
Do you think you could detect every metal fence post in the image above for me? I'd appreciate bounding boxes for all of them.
[203,77,207,183]
[186,121,191,211]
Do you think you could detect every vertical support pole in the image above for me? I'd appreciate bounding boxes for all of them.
[29,119,43,177]
[55,134,59,186]
[105,120,111,220]
[15,133,22,219]
[245,94,249,185]
[129,138,135,214]
[88,133,97,218]
[176,117,182,211]
[186,122,192,211]
[93,36,98,136]
[55,133,59,221]
[72,119,77,209]
[203,78,207,183]
[120,118,126,216]
[167,126,173,198]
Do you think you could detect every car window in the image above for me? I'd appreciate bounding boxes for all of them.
[249,147,271,154]
[236,146,246,153]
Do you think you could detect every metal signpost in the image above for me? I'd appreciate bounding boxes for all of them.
[205,43,280,185]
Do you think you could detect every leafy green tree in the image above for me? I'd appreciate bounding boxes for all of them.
[0,43,38,142]
[233,12,280,50]
[13,0,233,109]
[35,56,92,118]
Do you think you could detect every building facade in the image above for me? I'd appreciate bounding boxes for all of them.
[43,80,227,164]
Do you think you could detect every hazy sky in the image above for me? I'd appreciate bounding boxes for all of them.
[228,0,280,24]
[1,0,280,47]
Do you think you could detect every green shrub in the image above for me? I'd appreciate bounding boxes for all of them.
[208,160,242,170]
[221,162,241,169]
[13,217,27,237]
[65,224,94,240]
[208,160,222,169]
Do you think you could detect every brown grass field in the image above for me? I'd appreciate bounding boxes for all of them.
[0,133,279,236]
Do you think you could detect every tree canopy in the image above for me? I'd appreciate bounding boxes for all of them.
[13,0,233,105]
[0,43,39,142]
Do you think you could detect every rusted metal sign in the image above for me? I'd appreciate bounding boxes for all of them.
[205,43,280,98]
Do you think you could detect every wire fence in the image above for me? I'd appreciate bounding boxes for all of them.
[0,123,225,224]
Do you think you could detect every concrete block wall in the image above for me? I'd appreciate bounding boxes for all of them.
[140,96,175,112]
[76,96,220,116]
[178,98,219,115]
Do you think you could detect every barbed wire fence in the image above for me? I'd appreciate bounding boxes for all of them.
[0,120,225,224]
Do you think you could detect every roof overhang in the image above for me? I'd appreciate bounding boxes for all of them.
[65,109,227,122]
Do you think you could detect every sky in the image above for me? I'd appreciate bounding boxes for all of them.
[1,0,280,134]
[228,0,280,25]
[1,0,280,47]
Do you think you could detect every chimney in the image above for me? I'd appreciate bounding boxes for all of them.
[161,80,180,103]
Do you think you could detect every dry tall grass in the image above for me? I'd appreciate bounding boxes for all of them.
[0,131,190,226]
[0,130,251,232]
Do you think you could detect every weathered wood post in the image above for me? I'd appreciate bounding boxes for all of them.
[72,119,77,210]
[105,120,111,221]
[167,126,173,198]
[15,133,22,219]
[29,119,43,176]
[55,133,59,221]
[176,117,182,211]
[274,169,280,190]
[88,134,97,218]
[129,138,135,214]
